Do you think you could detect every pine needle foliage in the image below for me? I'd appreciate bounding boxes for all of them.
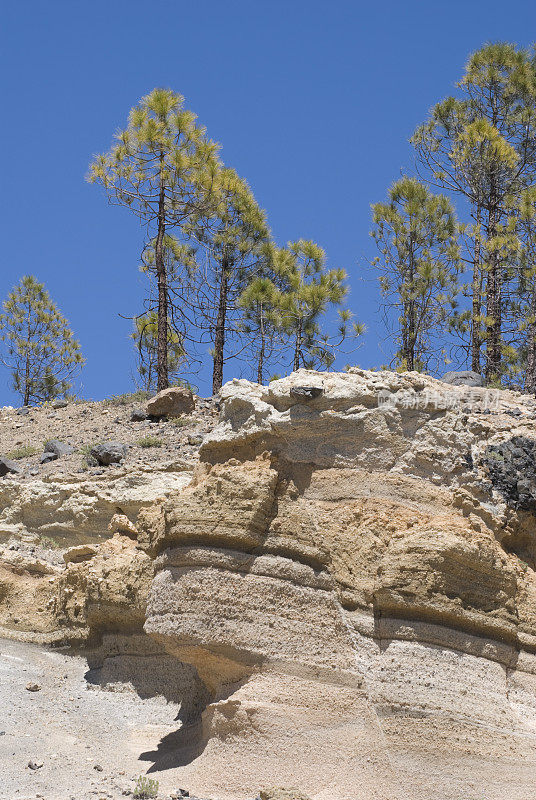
[0,276,84,405]
[88,88,219,391]
[412,42,536,383]
[371,177,461,371]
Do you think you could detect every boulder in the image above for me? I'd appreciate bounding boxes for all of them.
[90,441,128,466]
[289,385,323,401]
[441,369,483,387]
[146,387,195,418]
[51,399,68,409]
[16,407,30,416]
[44,440,75,458]
[63,544,98,564]
[130,408,148,422]
[0,458,22,477]
[108,512,138,538]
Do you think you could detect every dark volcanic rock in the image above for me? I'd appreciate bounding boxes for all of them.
[44,440,75,458]
[482,436,536,513]
[0,458,22,476]
[130,408,148,422]
[290,386,324,401]
[90,441,128,466]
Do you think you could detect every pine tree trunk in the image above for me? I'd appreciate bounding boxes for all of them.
[404,234,416,371]
[212,255,229,394]
[155,171,169,393]
[471,204,482,373]
[526,275,536,394]
[293,320,302,372]
[484,204,501,384]
[24,302,31,405]
[257,303,265,385]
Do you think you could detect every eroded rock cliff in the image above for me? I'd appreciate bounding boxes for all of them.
[140,369,536,799]
[3,369,536,799]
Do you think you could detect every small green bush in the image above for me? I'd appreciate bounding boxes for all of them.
[39,535,60,549]
[79,442,101,456]
[133,775,159,799]
[6,445,39,460]
[169,415,192,427]
[136,435,163,448]
[104,390,152,407]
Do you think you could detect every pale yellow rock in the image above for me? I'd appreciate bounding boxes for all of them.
[108,512,138,538]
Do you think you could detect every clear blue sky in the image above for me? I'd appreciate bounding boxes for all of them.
[1,0,536,403]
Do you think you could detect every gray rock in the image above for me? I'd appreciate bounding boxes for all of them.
[52,399,68,409]
[0,458,22,477]
[90,441,128,466]
[44,440,75,457]
[40,452,57,464]
[441,370,483,387]
[16,406,30,416]
[27,760,43,770]
[131,408,148,422]
[290,386,324,401]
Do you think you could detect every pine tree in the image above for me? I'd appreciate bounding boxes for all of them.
[412,43,536,382]
[0,276,84,405]
[88,88,219,391]
[132,311,185,391]
[186,167,270,393]
[238,242,288,384]
[371,177,461,371]
[275,241,361,372]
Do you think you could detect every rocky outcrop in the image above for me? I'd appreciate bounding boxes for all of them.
[0,464,193,545]
[137,369,536,799]
[4,369,536,798]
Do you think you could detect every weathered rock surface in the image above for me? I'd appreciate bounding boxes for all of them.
[441,368,484,386]
[5,369,536,798]
[147,386,195,418]
[0,457,21,477]
[139,369,536,799]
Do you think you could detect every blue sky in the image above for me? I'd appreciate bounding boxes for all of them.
[1,0,536,402]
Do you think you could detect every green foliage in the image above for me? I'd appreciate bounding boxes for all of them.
[136,435,163,448]
[169,415,192,427]
[412,42,536,383]
[132,309,185,391]
[104,390,152,407]
[89,88,219,391]
[133,775,159,799]
[6,445,39,460]
[371,177,461,371]
[39,535,60,549]
[240,240,363,378]
[186,166,271,392]
[0,276,84,405]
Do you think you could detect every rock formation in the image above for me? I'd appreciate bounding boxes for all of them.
[3,369,536,799]
[140,369,536,799]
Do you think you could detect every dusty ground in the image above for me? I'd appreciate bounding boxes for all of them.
[0,637,197,800]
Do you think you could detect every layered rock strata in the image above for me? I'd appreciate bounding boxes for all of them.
[139,370,536,799]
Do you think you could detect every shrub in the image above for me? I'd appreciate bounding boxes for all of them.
[39,535,60,549]
[136,435,163,448]
[169,416,192,427]
[133,775,159,799]
[6,445,39,459]
[104,390,152,407]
